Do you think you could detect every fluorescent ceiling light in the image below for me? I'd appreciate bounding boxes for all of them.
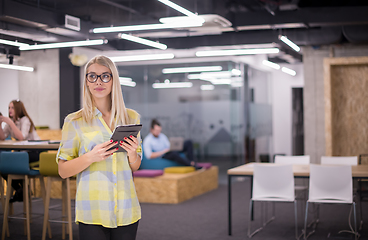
[152,82,193,89]
[19,39,107,50]
[281,67,296,76]
[120,34,167,50]
[162,66,222,74]
[119,77,136,87]
[210,79,232,85]
[159,16,205,25]
[92,21,203,33]
[196,48,279,57]
[231,69,241,76]
[158,0,199,18]
[200,85,214,91]
[262,60,280,70]
[110,53,174,62]
[0,63,34,72]
[231,82,243,88]
[279,35,300,52]
[0,39,29,47]
[188,70,241,80]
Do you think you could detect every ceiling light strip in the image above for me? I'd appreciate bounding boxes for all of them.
[200,85,214,91]
[110,53,174,62]
[0,39,29,47]
[196,48,279,57]
[162,66,222,74]
[92,21,203,33]
[152,82,193,89]
[19,39,107,50]
[158,0,198,18]
[279,35,300,52]
[262,60,280,70]
[0,63,34,72]
[120,34,167,50]
[281,67,296,76]
[119,77,136,87]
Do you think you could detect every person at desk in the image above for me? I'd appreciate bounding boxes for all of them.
[143,119,196,167]
[0,99,40,203]
[57,55,141,240]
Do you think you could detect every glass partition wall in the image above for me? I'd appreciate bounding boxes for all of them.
[119,61,272,163]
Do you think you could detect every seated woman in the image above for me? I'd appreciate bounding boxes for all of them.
[0,99,40,202]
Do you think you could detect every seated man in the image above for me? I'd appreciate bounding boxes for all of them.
[143,119,196,167]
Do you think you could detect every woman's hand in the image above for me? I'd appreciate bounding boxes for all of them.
[87,140,119,163]
[120,135,139,159]
[0,116,12,125]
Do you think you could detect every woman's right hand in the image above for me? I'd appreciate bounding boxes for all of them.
[87,140,119,163]
[0,116,11,124]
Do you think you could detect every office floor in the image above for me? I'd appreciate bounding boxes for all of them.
[0,157,367,240]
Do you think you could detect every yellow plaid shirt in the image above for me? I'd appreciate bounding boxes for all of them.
[57,108,142,228]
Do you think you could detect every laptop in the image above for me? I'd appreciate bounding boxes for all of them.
[169,137,184,151]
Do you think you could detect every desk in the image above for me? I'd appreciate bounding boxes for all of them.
[227,162,368,235]
[0,140,60,151]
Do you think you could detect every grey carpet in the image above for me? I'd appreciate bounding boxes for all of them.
[1,179,367,240]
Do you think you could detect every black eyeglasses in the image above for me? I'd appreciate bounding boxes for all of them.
[86,72,112,83]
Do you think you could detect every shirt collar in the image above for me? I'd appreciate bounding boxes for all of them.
[94,107,102,117]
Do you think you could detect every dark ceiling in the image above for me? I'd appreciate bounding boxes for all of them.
[1,0,368,63]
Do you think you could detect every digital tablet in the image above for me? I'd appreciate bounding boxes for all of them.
[109,124,142,152]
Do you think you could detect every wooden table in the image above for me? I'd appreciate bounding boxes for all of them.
[227,162,368,236]
[0,140,60,151]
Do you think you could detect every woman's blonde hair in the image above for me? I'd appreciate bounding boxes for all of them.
[73,55,130,128]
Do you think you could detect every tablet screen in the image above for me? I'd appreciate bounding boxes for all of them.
[109,124,142,152]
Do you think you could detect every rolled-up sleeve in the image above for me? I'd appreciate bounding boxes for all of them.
[57,116,80,162]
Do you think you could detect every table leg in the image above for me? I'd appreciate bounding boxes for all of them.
[250,177,254,221]
[228,174,232,235]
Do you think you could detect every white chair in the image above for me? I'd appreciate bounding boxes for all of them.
[303,164,358,239]
[274,156,310,208]
[248,164,299,239]
[321,156,358,165]
[275,155,310,165]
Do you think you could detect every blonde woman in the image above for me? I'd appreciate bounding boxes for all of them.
[57,55,142,240]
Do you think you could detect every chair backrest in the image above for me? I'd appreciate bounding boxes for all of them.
[321,156,358,166]
[309,164,353,203]
[39,152,59,176]
[0,151,30,174]
[274,155,310,165]
[359,154,368,165]
[253,164,295,201]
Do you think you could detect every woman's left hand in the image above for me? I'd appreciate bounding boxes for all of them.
[120,135,138,158]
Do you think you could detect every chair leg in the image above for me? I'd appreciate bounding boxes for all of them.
[42,177,53,240]
[294,200,299,240]
[66,178,73,240]
[303,201,309,240]
[353,203,357,240]
[24,176,31,240]
[62,180,66,239]
[0,177,5,213]
[39,176,52,237]
[2,175,13,240]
